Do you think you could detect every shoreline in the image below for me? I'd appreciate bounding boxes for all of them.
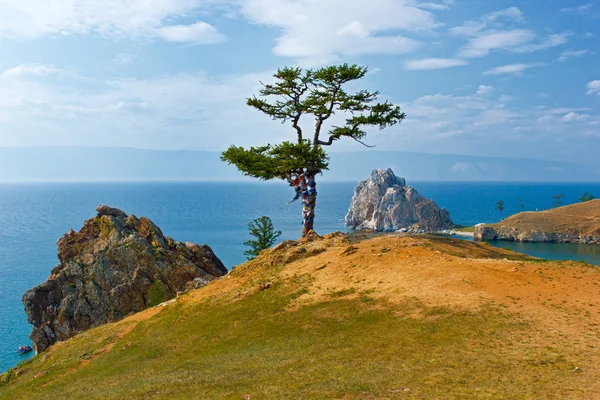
[452,231,474,238]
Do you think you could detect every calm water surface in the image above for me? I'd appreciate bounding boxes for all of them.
[485,240,600,265]
[1,181,599,372]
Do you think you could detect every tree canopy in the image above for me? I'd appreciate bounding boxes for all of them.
[221,64,405,180]
[579,192,596,202]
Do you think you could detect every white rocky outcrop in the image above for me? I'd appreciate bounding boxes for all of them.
[345,169,453,232]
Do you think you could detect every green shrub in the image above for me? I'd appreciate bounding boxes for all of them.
[147,280,165,307]
[243,216,282,260]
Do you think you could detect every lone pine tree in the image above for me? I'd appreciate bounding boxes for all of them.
[243,216,282,260]
[221,64,405,237]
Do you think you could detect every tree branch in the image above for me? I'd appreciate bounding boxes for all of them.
[313,84,341,146]
[292,114,303,142]
[317,135,338,146]
[351,136,376,148]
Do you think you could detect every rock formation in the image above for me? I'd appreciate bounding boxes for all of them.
[474,225,600,244]
[23,205,227,353]
[345,169,453,232]
[474,200,600,244]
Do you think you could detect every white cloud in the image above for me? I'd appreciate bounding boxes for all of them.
[0,0,225,43]
[512,33,569,53]
[486,7,524,22]
[587,80,600,95]
[419,1,453,11]
[156,21,226,44]
[548,107,592,114]
[0,65,278,149]
[403,58,467,70]
[484,63,543,76]
[2,63,599,164]
[458,30,535,57]
[587,80,600,96]
[1,64,61,79]
[398,86,521,139]
[235,0,447,63]
[558,49,589,61]
[561,112,590,122]
[452,7,568,58]
[475,85,494,95]
[561,4,593,12]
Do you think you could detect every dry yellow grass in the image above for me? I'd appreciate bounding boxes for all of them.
[2,233,600,399]
[490,199,600,236]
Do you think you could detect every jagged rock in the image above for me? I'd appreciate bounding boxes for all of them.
[345,169,453,232]
[23,205,227,353]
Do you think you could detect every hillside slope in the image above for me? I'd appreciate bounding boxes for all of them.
[2,233,600,399]
[474,199,600,244]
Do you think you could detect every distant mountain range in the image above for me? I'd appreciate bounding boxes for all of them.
[0,147,598,182]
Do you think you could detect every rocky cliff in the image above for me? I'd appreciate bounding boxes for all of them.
[474,225,600,244]
[345,169,453,232]
[23,205,227,353]
[474,200,600,244]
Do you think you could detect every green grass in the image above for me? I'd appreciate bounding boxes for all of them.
[455,226,475,233]
[0,275,592,399]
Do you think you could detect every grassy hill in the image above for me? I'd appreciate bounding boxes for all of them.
[1,233,599,399]
[491,199,600,236]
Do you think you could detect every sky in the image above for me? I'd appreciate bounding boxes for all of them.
[0,0,599,166]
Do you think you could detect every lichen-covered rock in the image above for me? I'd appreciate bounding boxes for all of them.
[473,225,600,244]
[345,169,453,232]
[23,205,227,353]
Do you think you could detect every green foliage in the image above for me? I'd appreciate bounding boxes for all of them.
[243,216,282,260]
[552,193,565,207]
[579,192,596,202]
[221,140,328,180]
[221,63,405,180]
[147,280,165,308]
[496,200,505,216]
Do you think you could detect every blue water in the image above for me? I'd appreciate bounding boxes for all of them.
[1,181,599,372]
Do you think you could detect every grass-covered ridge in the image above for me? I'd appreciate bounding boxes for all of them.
[2,233,599,399]
[490,198,600,237]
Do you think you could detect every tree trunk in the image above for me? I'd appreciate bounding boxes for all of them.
[301,175,317,237]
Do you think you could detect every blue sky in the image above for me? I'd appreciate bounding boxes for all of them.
[0,0,598,165]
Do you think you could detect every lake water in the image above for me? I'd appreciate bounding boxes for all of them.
[1,181,599,372]
[484,240,600,265]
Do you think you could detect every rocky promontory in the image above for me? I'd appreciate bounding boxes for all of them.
[474,199,600,244]
[345,169,453,232]
[23,205,227,353]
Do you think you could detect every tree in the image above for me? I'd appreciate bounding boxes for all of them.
[147,280,165,307]
[517,197,524,211]
[579,192,596,202]
[243,216,282,260]
[496,200,505,218]
[221,64,405,237]
[552,193,565,207]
